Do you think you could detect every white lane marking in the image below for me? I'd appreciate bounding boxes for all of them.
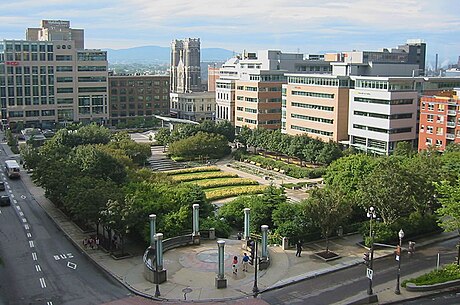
[0,210,2,214]
[27,232,32,238]
[20,195,26,199]
[32,252,37,260]
[67,262,77,270]
[10,194,14,198]
[35,264,42,272]
[60,254,67,259]
[22,218,27,223]
[39,277,47,288]
[19,211,24,216]
[67,253,74,258]
[53,255,60,260]
[16,205,20,211]
[47,301,53,305]
[6,185,10,189]
[24,224,29,230]
[29,240,35,248]
[13,199,17,204]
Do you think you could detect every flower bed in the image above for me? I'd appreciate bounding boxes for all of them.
[164,166,220,175]
[170,172,239,182]
[205,185,268,201]
[402,263,460,287]
[185,178,258,189]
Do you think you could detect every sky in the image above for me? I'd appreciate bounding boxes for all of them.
[1,0,460,67]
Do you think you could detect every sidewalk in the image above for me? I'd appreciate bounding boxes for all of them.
[4,141,459,304]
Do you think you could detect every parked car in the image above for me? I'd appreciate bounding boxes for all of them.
[0,181,5,191]
[0,195,11,206]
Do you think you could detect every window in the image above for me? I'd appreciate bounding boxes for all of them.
[426,138,432,145]
[427,114,434,122]
[56,66,73,72]
[56,55,72,61]
[426,126,433,134]
[436,139,443,147]
[428,103,435,111]
[436,127,443,135]
[438,104,445,112]
[291,91,334,99]
[57,87,73,93]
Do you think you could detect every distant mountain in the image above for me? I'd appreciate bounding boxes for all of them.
[104,46,234,64]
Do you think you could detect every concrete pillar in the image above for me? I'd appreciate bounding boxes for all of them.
[243,208,250,240]
[215,240,227,288]
[193,204,200,236]
[261,225,268,258]
[149,214,156,246]
[155,233,164,270]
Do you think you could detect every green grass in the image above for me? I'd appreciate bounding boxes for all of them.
[205,185,268,201]
[170,171,238,182]
[164,166,220,175]
[402,263,460,287]
[185,177,258,189]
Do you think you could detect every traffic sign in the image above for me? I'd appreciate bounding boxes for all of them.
[366,268,373,280]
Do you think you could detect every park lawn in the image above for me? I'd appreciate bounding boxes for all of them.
[170,171,238,182]
[185,177,258,189]
[164,166,220,175]
[205,185,268,201]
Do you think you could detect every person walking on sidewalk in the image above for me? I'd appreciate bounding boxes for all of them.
[296,240,302,257]
[242,253,249,272]
[232,256,238,275]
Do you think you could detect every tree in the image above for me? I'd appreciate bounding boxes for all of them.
[236,126,252,148]
[357,157,415,225]
[304,187,351,253]
[107,132,151,166]
[155,128,171,151]
[168,132,230,160]
[317,141,343,165]
[393,141,416,157]
[250,185,286,231]
[435,178,460,233]
[215,120,236,142]
[272,202,310,242]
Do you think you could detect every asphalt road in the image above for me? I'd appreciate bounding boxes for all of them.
[0,155,131,304]
[261,239,460,305]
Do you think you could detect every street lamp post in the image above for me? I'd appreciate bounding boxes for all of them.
[252,239,259,296]
[366,207,376,295]
[395,229,404,295]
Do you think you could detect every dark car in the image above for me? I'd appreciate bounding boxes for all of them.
[0,195,10,206]
[0,181,4,191]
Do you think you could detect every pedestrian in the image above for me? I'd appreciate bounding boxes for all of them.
[89,237,95,249]
[296,240,302,257]
[95,237,100,249]
[83,237,88,249]
[232,255,238,274]
[242,253,249,272]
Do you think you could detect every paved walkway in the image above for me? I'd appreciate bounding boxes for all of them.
[3,140,459,304]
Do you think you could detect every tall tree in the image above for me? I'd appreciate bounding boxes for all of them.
[304,187,351,253]
[435,178,460,233]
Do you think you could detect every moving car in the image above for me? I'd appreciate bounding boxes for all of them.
[0,181,5,191]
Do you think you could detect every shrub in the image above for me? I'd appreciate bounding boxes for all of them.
[165,166,220,175]
[186,178,258,189]
[168,132,231,160]
[402,263,460,287]
[170,172,239,182]
[200,217,232,238]
[205,185,268,201]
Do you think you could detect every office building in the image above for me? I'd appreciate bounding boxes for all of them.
[282,74,351,142]
[217,50,331,130]
[0,20,108,129]
[109,74,169,126]
[26,19,85,50]
[170,91,215,121]
[418,89,460,151]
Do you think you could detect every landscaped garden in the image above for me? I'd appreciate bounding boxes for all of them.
[402,263,460,287]
[164,166,267,201]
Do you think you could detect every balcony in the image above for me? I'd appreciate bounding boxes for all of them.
[447,110,457,116]
[446,133,455,140]
[447,121,456,128]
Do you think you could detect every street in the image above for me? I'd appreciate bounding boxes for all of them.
[0,152,131,305]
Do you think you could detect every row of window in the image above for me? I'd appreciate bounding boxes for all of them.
[1,65,54,75]
[111,95,168,102]
[291,125,333,137]
[290,101,334,112]
[1,86,54,98]
[57,87,107,94]
[111,103,167,110]
[110,80,168,87]
[4,43,54,52]
[354,97,413,105]
[353,111,413,120]
[111,110,162,117]
[288,76,350,87]
[9,110,55,118]
[291,90,334,99]
[1,96,54,107]
[353,124,412,134]
[4,52,54,62]
[291,113,333,124]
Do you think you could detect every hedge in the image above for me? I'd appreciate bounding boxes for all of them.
[185,178,258,189]
[165,166,220,175]
[241,154,326,178]
[402,263,460,287]
[205,185,268,201]
[170,172,239,182]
